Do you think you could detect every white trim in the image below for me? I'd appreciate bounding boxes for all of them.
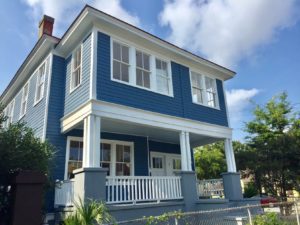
[65,136,83,179]
[70,44,83,93]
[19,82,29,120]
[61,100,232,139]
[42,54,53,141]
[222,80,231,128]
[90,28,98,99]
[110,37,174,98]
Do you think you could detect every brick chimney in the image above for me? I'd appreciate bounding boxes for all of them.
[38,15,54,38]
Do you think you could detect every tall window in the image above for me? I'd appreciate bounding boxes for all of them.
[113,41,129,83]
[35,63,46,103]
[67,140,83,179]
[20,83,29,117]
[136,50,150,88]
[70,46,82,91]
[3,100,14,127]
[205,77,217,108]
[191,71,204,104]
[100,143,111,176]
[156,58,170,94]
[116,144,131,176]
[190,71,218,108]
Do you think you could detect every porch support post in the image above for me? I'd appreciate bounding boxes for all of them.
[179,131,192,171]
[222,138,243,200]
[83,114,101,167]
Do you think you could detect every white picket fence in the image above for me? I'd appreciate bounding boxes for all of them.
[197,178,224,198]
[106,176,183,204]
[54,180,74,206]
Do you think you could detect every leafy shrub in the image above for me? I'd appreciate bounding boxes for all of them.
[250,212,293,225]
[244,182,258,198]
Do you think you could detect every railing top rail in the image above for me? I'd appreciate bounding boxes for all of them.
[106,176,181,179]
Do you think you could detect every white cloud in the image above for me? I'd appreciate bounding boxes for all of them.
[23,0,140,36]
[159,0,298,68]
[225,88,259,125]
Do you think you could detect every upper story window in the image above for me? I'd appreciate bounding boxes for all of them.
[3,100,15,128]
[156,58,170,95]
[34,63,46,104]
[136,50,150,89]
[111,39,173,97]
[70,46,82,92]
[190,71,219,108]
[20,83,29,118]
[113,41,129,83]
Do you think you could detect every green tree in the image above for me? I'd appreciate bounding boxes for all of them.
[0,103,55,223]
[244,93,300,199]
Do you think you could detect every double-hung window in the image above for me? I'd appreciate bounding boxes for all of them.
[115,144,131,176]
[156,58,170,95]
[35,63,46,104]
[70,46,82,91]
[20,83,29,118]
[67,140,83,179]
[136,50,150,89]
[190,71,218,108]
[4,100,15,127]
[100,143,112,176]
[113,41,129,83]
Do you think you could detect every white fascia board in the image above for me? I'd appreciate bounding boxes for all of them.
[61,99,232,139]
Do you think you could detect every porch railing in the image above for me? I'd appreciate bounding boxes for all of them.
[106,176,183,204]
[54,180,74,207]
[197,178,224,198]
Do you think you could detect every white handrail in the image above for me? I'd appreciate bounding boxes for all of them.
[54,180,74,207]
[106,176,182,204]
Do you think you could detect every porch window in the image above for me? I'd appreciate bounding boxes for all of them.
[156,58,170,95]
[173,158,181,170]
[112,41,129,83]
[136,50,150,88]
[116,144,131,176]
[100,143,111,176]
[20,83,29,118]
[34,63,46,104]
[70,46,82,92]
[67,140,83,179]
[152,157,163,169]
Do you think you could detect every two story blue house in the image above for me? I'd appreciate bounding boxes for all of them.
[0,5,245,223]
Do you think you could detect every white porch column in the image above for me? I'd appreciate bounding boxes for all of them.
[224,138,237,172]
[83,114,101,167]
[179,131,192,171]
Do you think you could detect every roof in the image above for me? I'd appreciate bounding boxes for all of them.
[0,4,235,104]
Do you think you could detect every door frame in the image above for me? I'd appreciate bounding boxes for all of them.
[150,152,181,176]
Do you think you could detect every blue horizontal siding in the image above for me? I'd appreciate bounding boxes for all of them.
[149,140,180,155]
[64,33,91,115]
[96,31,228,127]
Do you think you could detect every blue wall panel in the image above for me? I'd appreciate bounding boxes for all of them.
[149,140,180,154]
[96,32,228,127]
[64,33,91,115]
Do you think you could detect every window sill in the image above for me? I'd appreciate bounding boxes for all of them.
[33,98,43,107]
[192,101,220,110]
[69,83,81,94]
[111,78,174,98]
[19,114,26,120]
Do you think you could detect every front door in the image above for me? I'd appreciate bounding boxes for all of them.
[150,152,181,176]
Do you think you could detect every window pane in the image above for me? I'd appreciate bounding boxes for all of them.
[101,163,110,176]
[113,61,121,80]
[136,69,143,86]
[116,163,123,176]
[136,51,143,68]
[116,145,124,162]
[205,77,215,92]
[122,45,129,63]
[124,146,130,162]
[144,54,150,71]
[173,159,181,170]
[121,64,129,82]
[113,42,121,61]
[143,71,150,88]
[157,75,168,94]
[152,157,163,169]
[123,163,130,175]
[156,59,161,69]
[192,88,203,104]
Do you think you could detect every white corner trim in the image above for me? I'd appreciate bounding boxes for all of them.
[42,54,53,141]
[90,27,98,99]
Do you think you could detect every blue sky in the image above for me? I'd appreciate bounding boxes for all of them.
[0,0,299,140]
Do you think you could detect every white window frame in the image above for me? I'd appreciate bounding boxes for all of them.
[20,82,29,119]
[189,70,220,109]
[3,100,15,127]
[70,45,83,93]
[64,137,134,179]
[34,62,46,105]
[110,37,174,97]
[135,49,151,89]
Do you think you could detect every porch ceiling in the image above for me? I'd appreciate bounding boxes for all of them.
[75,117,223,147]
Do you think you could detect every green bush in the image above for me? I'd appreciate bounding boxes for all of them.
[244,182,258,198]
[63,199,115,225]
[250,212,294,225]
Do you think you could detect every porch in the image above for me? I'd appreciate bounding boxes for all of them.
[55,101,240,209]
